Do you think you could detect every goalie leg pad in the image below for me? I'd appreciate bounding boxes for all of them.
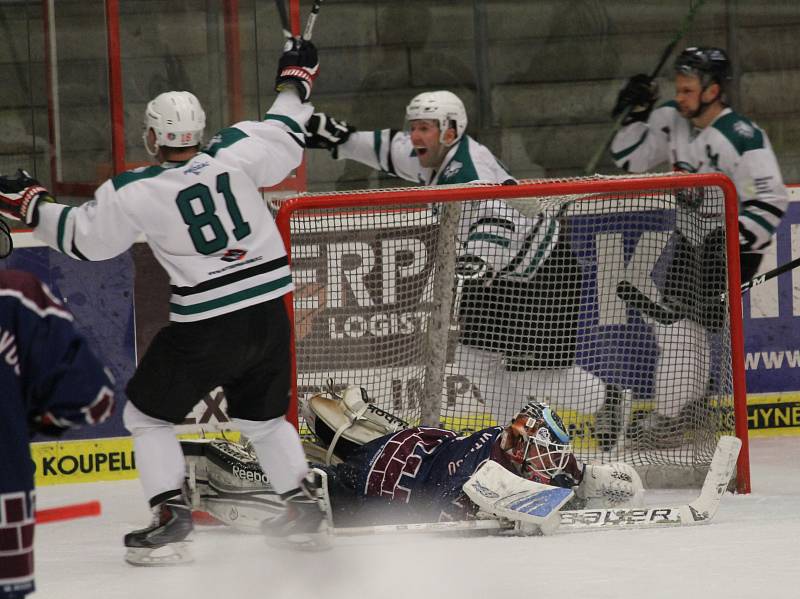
[182,438,284,532]
[463,461,573,535]
[301,384,408,463]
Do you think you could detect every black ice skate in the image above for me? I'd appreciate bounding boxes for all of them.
[594,385,627,452]
[261,471,331,551]
[124,495,194,566]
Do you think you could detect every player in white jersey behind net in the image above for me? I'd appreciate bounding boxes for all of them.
[0,39,331,561]
[608,47,788,447]
[304,91,616,432]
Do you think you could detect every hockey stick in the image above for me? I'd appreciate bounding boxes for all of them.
[334,518,511,537]
[557,434,740,531]
[583,0,707,174]
[741,254,800,294]
[36,500,101,524]
[302,0,323,41]
[274,0,292,40]
[617,280,687,325]
[332,435,740,537]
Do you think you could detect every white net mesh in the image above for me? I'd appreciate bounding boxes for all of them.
[278,174,742,486]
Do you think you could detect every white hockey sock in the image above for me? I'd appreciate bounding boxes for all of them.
[122,402,186,503]
[231,417,308,495]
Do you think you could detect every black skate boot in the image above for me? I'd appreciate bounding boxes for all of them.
[261,471,331,551]
[594,385,626,452]
[124,492,194,566]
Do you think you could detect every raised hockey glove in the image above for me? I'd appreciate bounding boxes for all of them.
[275,38,319,103]
[0,169,54,227]
[306,113,355,153]
[612,74,659,125]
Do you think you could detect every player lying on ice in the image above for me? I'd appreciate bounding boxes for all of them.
[180,385,644,537]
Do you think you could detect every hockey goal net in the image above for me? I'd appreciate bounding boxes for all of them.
[274,173,749,492]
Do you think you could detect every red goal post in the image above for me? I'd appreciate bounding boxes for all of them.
[275,173,750,493]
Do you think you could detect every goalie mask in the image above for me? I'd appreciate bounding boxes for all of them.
[143,91,206,157]
[503,401,572,482]
[405,90,467,146]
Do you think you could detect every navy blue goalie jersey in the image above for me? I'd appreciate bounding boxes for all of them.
[345,426,509,518]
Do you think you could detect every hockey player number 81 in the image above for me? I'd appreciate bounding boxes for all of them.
[176,172,251,255]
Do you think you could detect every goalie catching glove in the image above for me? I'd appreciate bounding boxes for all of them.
[0,169,54,227]
[275,38,319,103]
[575,462,644,508]
[612,74,659,125]
[306,113,355,153]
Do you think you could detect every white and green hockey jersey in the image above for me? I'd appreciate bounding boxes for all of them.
[337,129,558,278]
[610,103,788,253]
[35,91,311,322]
[337,130,514,186]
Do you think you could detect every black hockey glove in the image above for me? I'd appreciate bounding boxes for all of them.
[612,74,659,125]
[0,218,12,258]
[28,411,71,438]
[455,255,491,280]
[275,38,319,103]
[306,113,355,154]
[0,169,54,227]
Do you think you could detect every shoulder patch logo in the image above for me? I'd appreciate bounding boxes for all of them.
[442,160,463,179]
[733,120,754,138]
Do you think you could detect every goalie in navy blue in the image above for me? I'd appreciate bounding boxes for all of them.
[0,269,114,599]
[182,394,643,531]
[321,401,582,525]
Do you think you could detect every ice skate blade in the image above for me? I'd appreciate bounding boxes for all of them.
[124,542,194,566]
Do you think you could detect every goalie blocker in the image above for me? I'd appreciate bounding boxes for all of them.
[182,387,650,535]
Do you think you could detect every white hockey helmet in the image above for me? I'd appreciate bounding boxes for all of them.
[405,90,467,145]
[143,91,206,157]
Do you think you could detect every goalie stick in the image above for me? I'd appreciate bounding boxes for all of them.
[584,0,707,174]
[331,435,740,537]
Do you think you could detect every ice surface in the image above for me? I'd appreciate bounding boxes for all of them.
[34,437,800,599]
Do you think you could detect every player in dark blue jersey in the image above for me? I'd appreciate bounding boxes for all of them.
[320,401,584,526]
[181,392,643,533]
[0,268,115,599]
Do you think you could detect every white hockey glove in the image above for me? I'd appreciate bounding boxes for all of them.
[575,462,644,508]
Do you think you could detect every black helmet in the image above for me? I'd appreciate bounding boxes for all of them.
[673,46,732,88]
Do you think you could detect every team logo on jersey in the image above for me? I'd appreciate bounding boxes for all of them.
[221,249,248,262]
[184,160,210,175]
[442,160,463,179]
[733,120,755,138]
